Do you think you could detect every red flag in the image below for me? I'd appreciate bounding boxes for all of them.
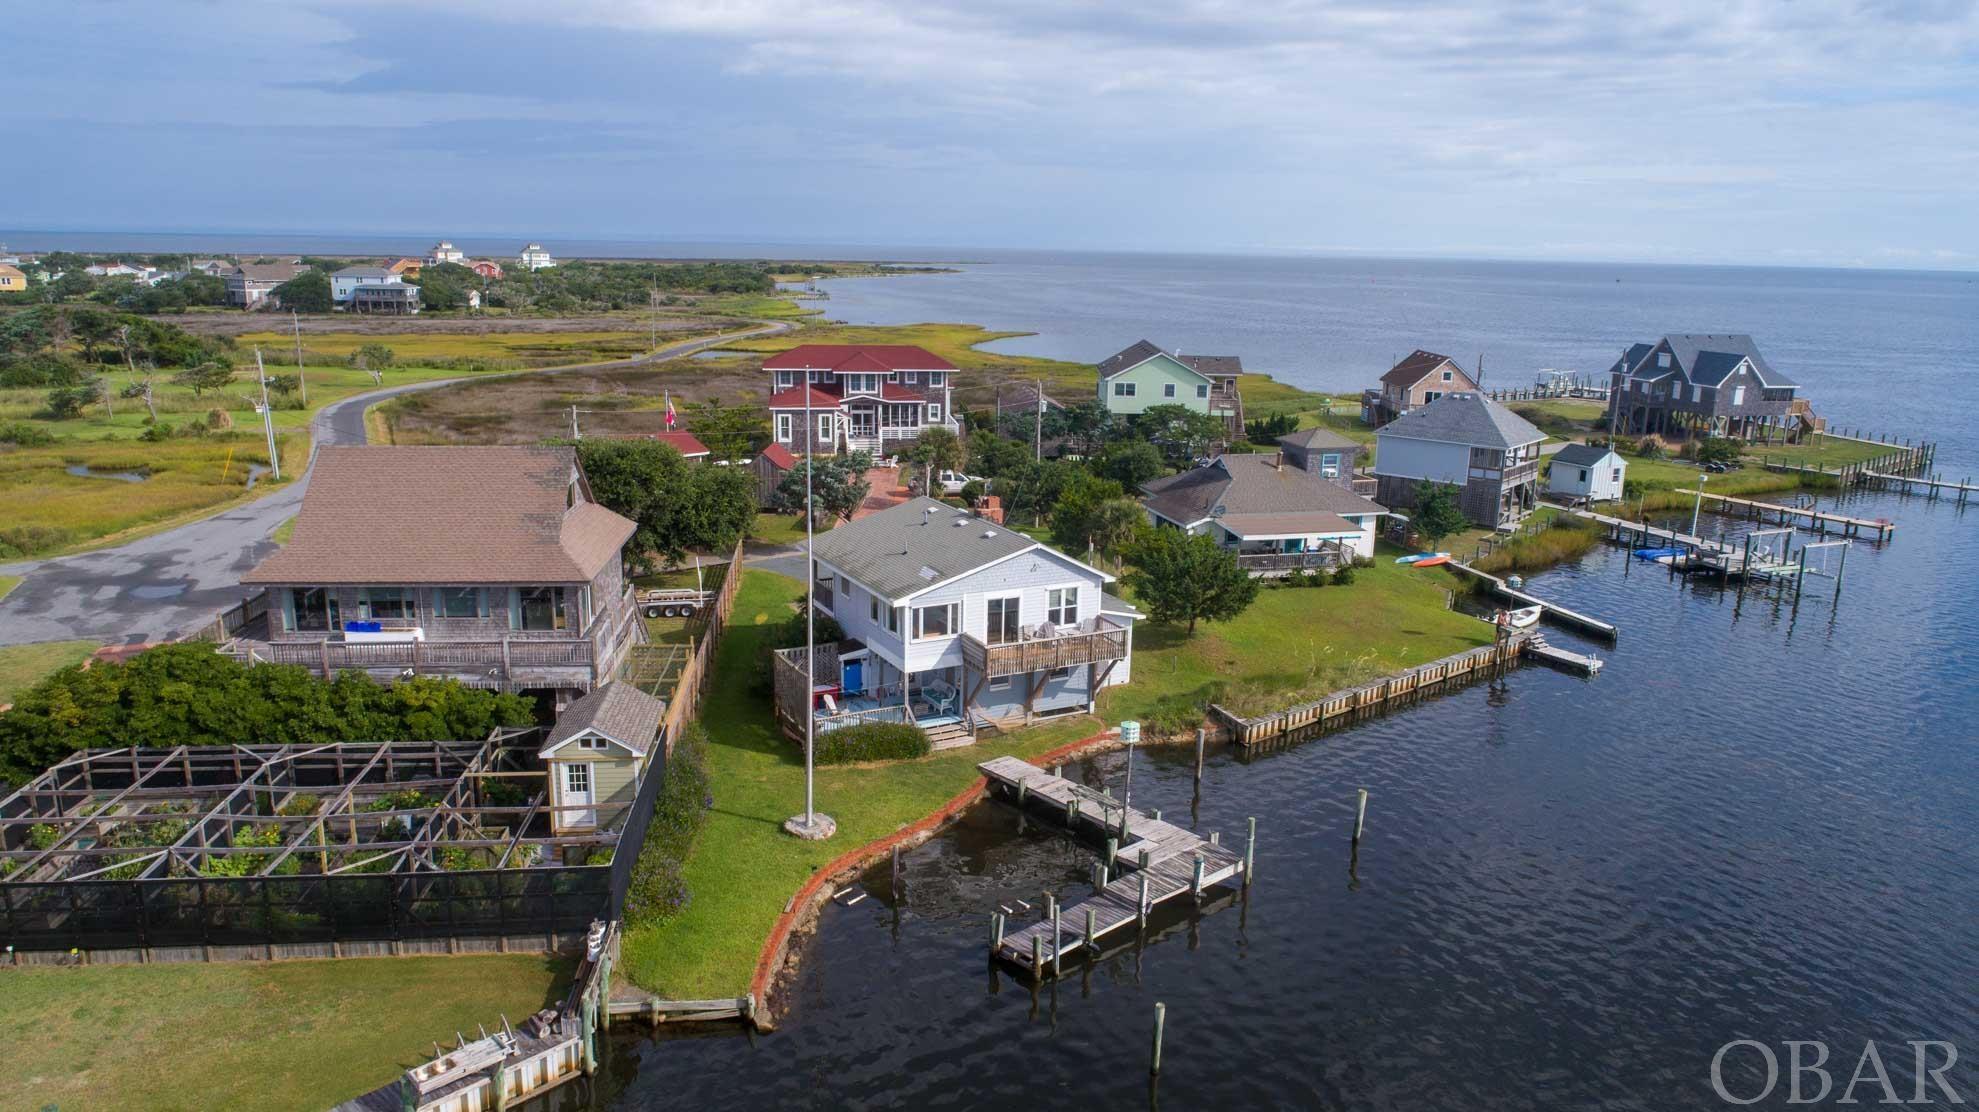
[665,391,676,428]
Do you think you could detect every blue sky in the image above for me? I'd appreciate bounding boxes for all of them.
[6,0,1979,267]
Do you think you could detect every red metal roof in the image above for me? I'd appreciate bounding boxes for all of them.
[765,385,846,409]
[639,431,709,457]
[760,344,957,372]
[759,443,798,469]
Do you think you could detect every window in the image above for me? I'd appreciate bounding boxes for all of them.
[1197,384,1209,399]
[434,587,482,618]
[1634,379,1645,394]
[1320,452,1342,478]
[563,762,590,793]
[1690,384,1702,403]
[566,481,578,508]
[776,413,793,442]
[579,736,609,751]
[913,602,958,640]
[869,596,880,623]
[1442,369,1453,381]
[1163,383,1177,398]
[290,587,338,632]
[1114,382,1136,397]
[988,675,1011,691]
[1424,391,1442,404]
[516,586,567,631]
[1611,467,1622,482]
[927,403,942,423]
[1047,587,1079,626]
[360,587,415,621]
[817,413,834,443]
[775,371,795,389]
[1048,667,1074,681]
[902,371,920,384]
[883,604,899,633]
[986,596,1020,645]
[1578,468,1589,482]
[1657,352,1671,368]
[1732,385,1746,406]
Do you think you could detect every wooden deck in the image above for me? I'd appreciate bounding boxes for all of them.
[1673,488,1896,541]
[1522,634,1603,676]
[977,756,1246,978]
[1444,561,1619,640]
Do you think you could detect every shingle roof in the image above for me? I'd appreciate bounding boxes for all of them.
[232,262,304,283]
[1097,340,1167,379]
[636,431,710,457]
[1375,392,1544,450]
[242,446,634,585]
[1380,350,1461,388]
[333,266,397,279]
[810,496,1041,601]
[544,682,666,757]
[1177,354,1243,378]
[1215,511,1365,538]
[758,443,798,470]
[1551,442,1619,467]
[765,384,845,409]
[1141,453,1386,526]
[1610,335,1795,389]
[761,344,956,372]
[1277,426,1358,451]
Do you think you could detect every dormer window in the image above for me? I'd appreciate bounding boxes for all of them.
[1657,352,1671,368]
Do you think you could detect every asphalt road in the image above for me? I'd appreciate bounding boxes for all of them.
[0,322,791,648]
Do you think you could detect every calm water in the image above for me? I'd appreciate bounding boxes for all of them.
[582,256,1979,1109]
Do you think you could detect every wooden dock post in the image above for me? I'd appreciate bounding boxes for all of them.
[1016,779,1027,806]
[1191,853,1205,898]
[1354,788,1369,842]
[1194,728,1207,787]
[1031,935,1042,978]
[891,844,901,900]
[1066,797,1078,824]
[1138,875,1150,931]
[1051,898,1063,976]
[1092,861,1107,892]
[1085,907,1097,953]
[1150,1002,1166,1075]
[992,912,1005,952]
[1244,817,1256,885]
[1105,836,1118,872]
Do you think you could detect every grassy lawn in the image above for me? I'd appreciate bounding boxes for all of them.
[235,328,669,366]
[0,639,100,703]
[0,573,19,601]
[1100,547,1493,723]
[1509,398,1607,440]
[0,955,572,1112]
[618,570,1098,999]
[271,515,297,544]
[748,510,811,548]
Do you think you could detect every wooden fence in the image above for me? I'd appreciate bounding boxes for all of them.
[649,539,745,753]
[183,591,269,644]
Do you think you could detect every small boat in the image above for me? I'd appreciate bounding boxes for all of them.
[1411,554,1452,568]
[1504,605,1542,629]
[1396,551,1450,565]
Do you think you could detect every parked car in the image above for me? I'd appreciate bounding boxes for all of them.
[935,469,985,494]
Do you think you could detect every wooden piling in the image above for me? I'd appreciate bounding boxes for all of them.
[1085,907,1096,953]
[1138,875,1150,930]
[992,912,1005,951]
[1150,1002,1166,1074]
[1244,817,1256,885]
[1051,898,1062,976]
[1354,788,1368,842]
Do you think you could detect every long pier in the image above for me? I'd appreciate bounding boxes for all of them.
[1445,561,1619,640]
[1674,488,1895,542]
[1861,471,1977,505]
[978,756,1247,978]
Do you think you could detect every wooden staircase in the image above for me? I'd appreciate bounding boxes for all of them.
[925,721,975,751]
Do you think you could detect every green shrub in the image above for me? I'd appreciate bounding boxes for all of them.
[1330,563,1357,586]
[1695,437,1742,465]
[623,724,712,927]
[0,421,57,447]
[815,721,930,764]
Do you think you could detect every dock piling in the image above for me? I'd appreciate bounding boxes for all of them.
[1354,788,1369,842]
[1051,898,1062,976]
[992,912,1005,952]
[1244,817,1256,885]
[1085,907,1097,953]
[1105,836,1118,872]
[1150,1002,1167,1075]
[1138,875,1150,931]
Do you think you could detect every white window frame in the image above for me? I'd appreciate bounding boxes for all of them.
[1163,383,1177,398]
[988,675,1012,692]
[1046,586,1080,627]
[578,736,609,751]
[984,593,1022,645]
[775,371,795,390]
[1657,352,1671,368]
[927,403,941,423]
[817,413,834,443]
[1196,384,1209,398]
[1690,384,1702,402]
[433,586,482,619]
[564,762,591,794]
[775,413,793,442]
[1320,452,1342,478]
[1114,382,1136,397]
[913,602,958,641]
[1047,666,1075,681]
[1732,384,1746,406]
[1441,369,1453,381]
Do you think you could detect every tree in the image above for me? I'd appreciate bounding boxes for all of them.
[1058,401,1113,458]
[273,269,332,313]
[1097,440,1166,489]
[1137,404,1227,463]
[411,262,479,311]
[171,361,235,397]
[42,379,102,420]
[1410,482,1470,544]
[906,426,966,494]
[770,451,873,526]
[1086,498,1150,562]
[69,307,119,363]
[1123,528,1259,634]
[966,429,1032,478]
[120,374,158,421]
[1047,471,1127,554]
[576,438,759,569]
[350,343,395,370]
[683,397,765,463]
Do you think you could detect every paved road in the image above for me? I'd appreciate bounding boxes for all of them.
[0,322,792,648]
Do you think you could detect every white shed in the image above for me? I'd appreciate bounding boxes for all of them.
[1547,443,1627,502]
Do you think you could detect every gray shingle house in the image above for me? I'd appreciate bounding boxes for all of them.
[1140,453,1388,576]
[1604,334,1801,440]
[1275,427,1367,489]
[1546,442,1627,502]
[1373,392,1547,528]
[771,497,1139,746]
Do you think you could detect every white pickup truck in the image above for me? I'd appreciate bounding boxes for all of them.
[934,469,986,495]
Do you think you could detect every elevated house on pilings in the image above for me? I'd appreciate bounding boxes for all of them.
[1604,333,1808,442]
[771,497,1139,748]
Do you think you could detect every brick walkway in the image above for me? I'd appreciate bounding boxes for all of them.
[853,466,909,519]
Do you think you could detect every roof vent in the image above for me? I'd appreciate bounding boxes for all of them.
[952,517,966,527]
[981,530,997,539]
[918,565,940,580]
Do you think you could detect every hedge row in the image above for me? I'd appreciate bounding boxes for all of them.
[815,721,931,765]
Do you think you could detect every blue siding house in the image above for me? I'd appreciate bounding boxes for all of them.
[772,498,1139,746]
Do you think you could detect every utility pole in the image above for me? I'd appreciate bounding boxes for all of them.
[291,309,307,404]
[649,287,660,355]
[1035,378,1044,462]
[254,348,281,481]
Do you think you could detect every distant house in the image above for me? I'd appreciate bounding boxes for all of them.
[428,241,466,265]
[0,265,25,294]
[763,344,960,455]
[624,431,710,459]
[188,259,232,278]
[538,683,666,835]
[468,259,505,280]
[239,445,641,704]
[774,497,1138,743]
[1547,443,1626,503]
[227,261,305,308]
[331,265,405,306]
[85,261,148,279]
[1604,334,1801,441]
[1140,452,1387,576]
[1363,350,1479,427]
[387,257,423,278]
[753,442,798,504]
[349,283,422,315]
[1373,392,1546,528]
[519,243,556,270]
[1095,340,1244,429]
[1275,426,1366,489]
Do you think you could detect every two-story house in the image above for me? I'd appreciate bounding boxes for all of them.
[1095,340,1244,431]
[1604,334,1801,441]
[763,344,960,455]
[519,243,556,270]
[240,446,641,706]
[771,497,1139,746]
[1140,453,1388,577]
[1275,426,1369,492]
[1373,392,1546,528]
[1362,350,1480,427]
[428,240,466,265]
[331,265,404,304]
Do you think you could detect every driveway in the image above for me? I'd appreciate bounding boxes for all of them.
[0,321,792,647]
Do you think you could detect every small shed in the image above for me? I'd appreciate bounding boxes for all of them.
[539,683,666,835]
[1547,443,1627,502]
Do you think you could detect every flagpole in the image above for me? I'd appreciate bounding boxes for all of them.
[785,377,834,841]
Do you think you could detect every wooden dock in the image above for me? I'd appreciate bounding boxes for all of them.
[1861,471,1977,505]
[1673,489,1895,542]
[978,757,1246,978]
[1522,634,1603,676]
[1445,561,1619,640]
[1562,508,1802,580]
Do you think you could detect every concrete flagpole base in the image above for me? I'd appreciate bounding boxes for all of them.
[782,813,838,841]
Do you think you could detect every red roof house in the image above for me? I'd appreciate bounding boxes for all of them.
[761,345,960,456]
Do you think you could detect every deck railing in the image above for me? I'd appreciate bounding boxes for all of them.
[264,637,595,673]
[960,617,1129,678]
[1234,550,1342,575]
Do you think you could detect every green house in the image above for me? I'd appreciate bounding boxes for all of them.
[1095,339,1244,428]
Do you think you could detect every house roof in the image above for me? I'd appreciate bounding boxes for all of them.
[333,266,398,279]
[1214,511,1365,538]
[758,443,798,470]
[625,431,709,457]
[1097,340,1164,379]
[765,384,845,409]
[995,384,1062,413]
[232,262,304,283]
[810,496,1044,601]
[543,682,666,758]
[0,265,24,279]
[1380,350,1462,388]
[1100,592,1144,618]
[761,344,956,372]
[1375,392,1544,450]
[1177,354,1243,379]
[242,446,635,585]
[1277,426,1358,451]
[1140,453,1386,526]
[1551,443,1621,467]
[1611,334,1796,389]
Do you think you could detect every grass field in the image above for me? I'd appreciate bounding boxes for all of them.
[0,574,19,601]
[0,639,99,703]
[234,328,670,366]
[0,955,573,1112]
[748,511,811,548]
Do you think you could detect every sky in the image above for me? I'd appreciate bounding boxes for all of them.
[6,0,1979,268]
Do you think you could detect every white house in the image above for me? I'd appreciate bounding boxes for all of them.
[1546,443,1626,502]
[330,265,404,305]
[428,240,465,265]
[773,497,1139,745]
[519,243,556,270]
[85,261,150,279]
[538,683,666,836]
[1139,452,1387,576]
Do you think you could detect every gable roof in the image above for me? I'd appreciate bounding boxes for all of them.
[242,446,635,585]
[1380,350,1464,388]
[1610,335,1796,389]
[1375,392,1544,450]
[1277,426,1358,451]
[758,443,798,470]
[1177,354,1243,379]
[1215,511,1366,538]
[1095,340,1214,384]
[232,262,304,283]
[810,496,1076,601]
[1551,442,1620,467]
[333,265,397,279]
[542,682,666,758]
[1140,453,1385,526]
[635,431,710,457]
[761,344,956,372]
